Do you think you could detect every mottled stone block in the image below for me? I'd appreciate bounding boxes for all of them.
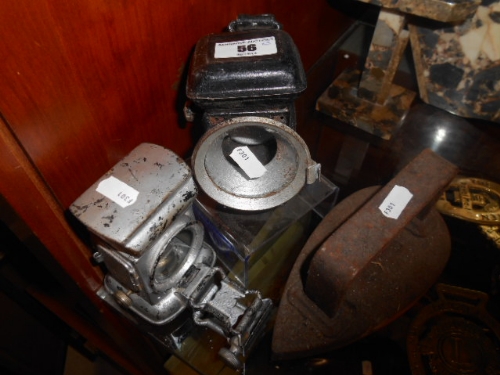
[357,0,480,22]
[358,9,409,105]
[410,0,500,123]
[316,68,416,140]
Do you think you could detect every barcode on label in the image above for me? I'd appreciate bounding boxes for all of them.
[214,37,277,58]
[379,185,413,219]
[96,176,139,208]
[229,146,267,179]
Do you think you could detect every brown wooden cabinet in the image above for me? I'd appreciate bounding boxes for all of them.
[0,2,353,374]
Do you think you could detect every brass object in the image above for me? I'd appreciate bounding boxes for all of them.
[436,177,500,225]
[407,284,500,375]
[480,225,500,249]
[437,176,500,249]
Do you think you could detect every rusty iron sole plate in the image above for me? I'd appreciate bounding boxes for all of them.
[272,149,457,360]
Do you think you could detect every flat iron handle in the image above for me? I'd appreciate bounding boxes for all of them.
[305,149,457,317]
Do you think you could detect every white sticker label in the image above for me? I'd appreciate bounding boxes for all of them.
[230,146,267,179]
[379,185,413,219]
[96,176,139,208]
[214,37,277,58]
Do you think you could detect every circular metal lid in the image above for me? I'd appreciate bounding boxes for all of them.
[192,116,319,211]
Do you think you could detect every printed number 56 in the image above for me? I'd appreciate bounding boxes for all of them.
[238,44,257,52]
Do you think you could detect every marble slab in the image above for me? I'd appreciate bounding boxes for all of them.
[410,0,500,123]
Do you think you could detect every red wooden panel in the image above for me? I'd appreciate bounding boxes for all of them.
[0,0,351,209]
[0,115,165,375]
[0,3,351,372]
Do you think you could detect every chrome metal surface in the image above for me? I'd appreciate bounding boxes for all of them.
[70,143,197,255]
[180,265,273,369]
[70,143,272,369]
[192,116,320,211]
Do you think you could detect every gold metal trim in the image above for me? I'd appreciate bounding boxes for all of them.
[436,177,500,225]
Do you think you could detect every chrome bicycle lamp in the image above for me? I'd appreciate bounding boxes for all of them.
[70,143,272,369]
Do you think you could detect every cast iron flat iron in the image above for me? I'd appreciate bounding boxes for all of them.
[272,149,458,359]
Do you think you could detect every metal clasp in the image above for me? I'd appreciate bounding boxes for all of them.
[178,264,273,369]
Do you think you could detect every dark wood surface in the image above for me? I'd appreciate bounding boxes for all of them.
[0,0,353,209]
[0,2,354,374]
[168,21,500,374]
[2,2,499,374]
